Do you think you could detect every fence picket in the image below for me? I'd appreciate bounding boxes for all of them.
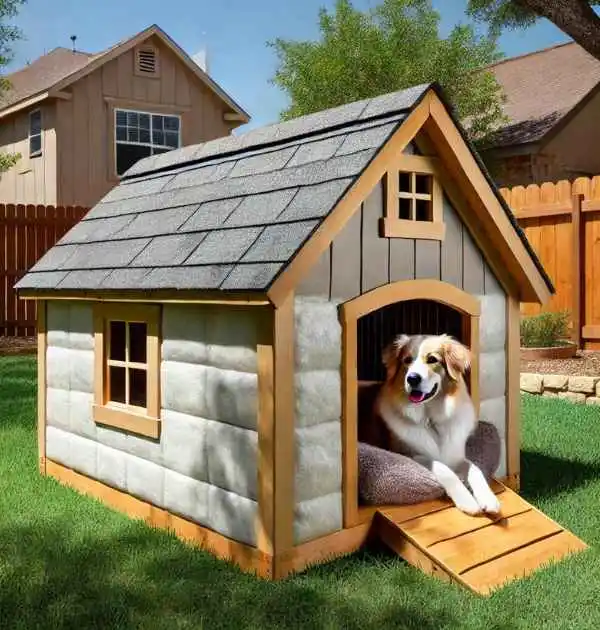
[1,204,87,337]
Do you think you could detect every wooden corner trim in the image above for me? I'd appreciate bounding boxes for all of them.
[37,300,47,475]
[426,92,550,305]
[46,459,273,578]
[379,217,445,241]
[266,94,432,308]
[272,295,296,576]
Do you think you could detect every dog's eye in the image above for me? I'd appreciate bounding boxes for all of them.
[403,355,413,365]
[426,355,439,364]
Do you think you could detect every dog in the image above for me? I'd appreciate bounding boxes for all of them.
[358,333,500,516]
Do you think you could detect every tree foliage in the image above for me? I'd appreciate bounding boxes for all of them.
[0,0,25,172]
[467,0,600,62]
[269,0,507,142]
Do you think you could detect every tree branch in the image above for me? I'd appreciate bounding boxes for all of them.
[515,0,600,60]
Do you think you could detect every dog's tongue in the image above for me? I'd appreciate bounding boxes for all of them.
[409,391,426,403]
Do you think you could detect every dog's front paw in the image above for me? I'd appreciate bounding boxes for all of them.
[454,495,482,516]
[476,493,501,515]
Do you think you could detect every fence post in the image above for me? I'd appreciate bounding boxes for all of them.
[571,193,585,349]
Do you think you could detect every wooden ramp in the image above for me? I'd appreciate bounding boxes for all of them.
[373,481,588,595]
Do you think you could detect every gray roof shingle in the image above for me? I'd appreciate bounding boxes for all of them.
[19,82,551,294]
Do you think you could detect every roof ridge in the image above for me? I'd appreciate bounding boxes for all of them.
[487,39,578,69]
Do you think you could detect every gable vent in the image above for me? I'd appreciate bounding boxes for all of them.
[136,47,158,75]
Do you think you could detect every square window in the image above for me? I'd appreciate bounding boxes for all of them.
[415,198,432,222]
[94,305,160,438]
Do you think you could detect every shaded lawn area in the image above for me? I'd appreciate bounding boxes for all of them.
[1,355,600,630]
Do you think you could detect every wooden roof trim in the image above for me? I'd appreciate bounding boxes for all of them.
[17,289,270,306]
[266,91,433,308]
[426,92,551,304]
[1,25,250,122]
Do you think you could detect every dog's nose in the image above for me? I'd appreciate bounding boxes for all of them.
[407,373,422,387]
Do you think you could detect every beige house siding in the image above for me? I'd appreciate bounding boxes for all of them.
[0,34,238,207]
[0,102,58,204]
[55,35,236,207]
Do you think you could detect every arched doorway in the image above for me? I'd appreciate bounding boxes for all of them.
[339,279,481,527]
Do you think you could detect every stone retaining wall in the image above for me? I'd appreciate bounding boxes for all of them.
[520,373,600,405]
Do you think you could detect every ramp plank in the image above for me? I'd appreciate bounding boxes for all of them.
[461,530,588,594]
[398,490,530,547]
[374,481,588,595]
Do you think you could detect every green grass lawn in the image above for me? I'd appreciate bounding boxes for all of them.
[1,355,600,629]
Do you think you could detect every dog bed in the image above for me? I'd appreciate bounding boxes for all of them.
[358,421,501,505]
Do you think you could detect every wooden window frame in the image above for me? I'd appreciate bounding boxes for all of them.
[29,108,42,158]
[93,302,161,439]
[379,154,445,241]
[134,45,160,78]
[340,279,480,528]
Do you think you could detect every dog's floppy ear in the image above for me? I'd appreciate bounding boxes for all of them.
[382,334,410,379]
[441,336,471,381]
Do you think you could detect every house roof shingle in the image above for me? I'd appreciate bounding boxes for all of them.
[1,47,97,108]
[487,41,600,148]
[15,82,553,295]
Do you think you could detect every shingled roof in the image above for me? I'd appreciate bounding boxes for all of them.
[486,41,600,148]
[16,82,553,295]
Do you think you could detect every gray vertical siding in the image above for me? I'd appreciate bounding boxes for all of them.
[297,191,495,298]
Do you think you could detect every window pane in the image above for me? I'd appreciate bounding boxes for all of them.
[416,199,432,222]
[152,129,165,146]
[116,126,127,141]
[152,115,164,131]
[139,129,151,144]
[109,321,126,361]
[129,322,147,363]
[116,110,127,126]
[127,128,139,143]
[116,143,151,175]
[127,111,139,127]
[399,172,412,193]
[129,368,147,408]
[30,110,42,135]
[164,116,179,131]
[139,113,150,129]
[165,131,179,148]
[29,135,41,156]
[109,366,126,404]
[415,174,431,195]
[399,197,412,220]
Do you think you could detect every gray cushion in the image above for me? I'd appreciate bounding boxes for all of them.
[358,421,501,505]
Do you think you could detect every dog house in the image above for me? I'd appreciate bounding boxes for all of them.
[16,82,587,592]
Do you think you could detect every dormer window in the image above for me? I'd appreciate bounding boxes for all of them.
[135,46,159,77]
[380,155,445,241]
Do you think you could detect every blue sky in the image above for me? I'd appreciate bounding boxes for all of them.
[6,0,569,131]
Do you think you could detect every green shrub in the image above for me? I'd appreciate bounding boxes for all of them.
[520,311,571,348]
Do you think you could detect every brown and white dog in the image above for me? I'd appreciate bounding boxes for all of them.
[358,333,500,516]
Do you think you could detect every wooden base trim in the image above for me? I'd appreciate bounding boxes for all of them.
[46,460,273,578]
[276,523,373,579]
[582,325,600,340]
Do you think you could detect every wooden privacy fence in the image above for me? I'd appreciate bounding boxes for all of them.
[1,204,88,337]
[500,177,600,349]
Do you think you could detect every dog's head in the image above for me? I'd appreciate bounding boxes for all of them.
[381,333,471,405]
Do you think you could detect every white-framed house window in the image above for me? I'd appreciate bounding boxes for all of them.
[114,108,181,176]
[29,109,42,157]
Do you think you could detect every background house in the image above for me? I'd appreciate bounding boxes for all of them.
[0,24,249,207]
[481,42,600,187]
